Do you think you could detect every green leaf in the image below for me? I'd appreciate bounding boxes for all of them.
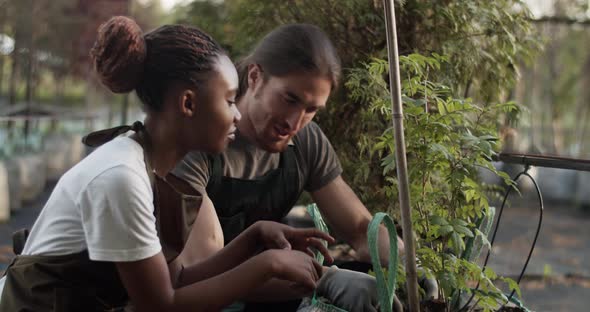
[454,225,474,238]
[483,267,497,280]
[430,215,448,226]
[464,189,475,202]
[474,229,491,249]
[450,232,465,255]
[381,153,397,174]
[439,224,454,237]
[437,100,446,115]
[449,219,469,227]
[439,272,458,297]
[500,277,522,299]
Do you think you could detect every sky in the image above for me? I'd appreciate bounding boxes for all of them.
[523,0,554,17]
[160,0,191,11]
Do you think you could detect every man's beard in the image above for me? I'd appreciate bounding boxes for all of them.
[256,127,290,153]
[261,138,289,153]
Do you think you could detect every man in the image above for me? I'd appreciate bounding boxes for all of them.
[170,23,404,311]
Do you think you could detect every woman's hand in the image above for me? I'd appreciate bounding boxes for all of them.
[254,221,335,264]
[261,249,324,291]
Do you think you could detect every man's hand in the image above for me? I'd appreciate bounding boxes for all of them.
[316,266,378,312]
[254,221,335,263]
[312,177,404,266]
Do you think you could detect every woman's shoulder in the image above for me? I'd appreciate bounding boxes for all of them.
[61,137,149,189]
[83,136,146,171]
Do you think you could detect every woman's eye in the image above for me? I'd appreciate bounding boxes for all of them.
[227,99,236,106]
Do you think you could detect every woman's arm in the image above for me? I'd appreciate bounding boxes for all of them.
[174,221,334,288]
[173,221,261,287]
[116,248,322,312]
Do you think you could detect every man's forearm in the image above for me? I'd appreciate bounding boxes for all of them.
[353,221,405,266]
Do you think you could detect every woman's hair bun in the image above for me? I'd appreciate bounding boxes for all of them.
[90,16,146,93]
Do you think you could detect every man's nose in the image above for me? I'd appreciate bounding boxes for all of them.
[285,110,305,132]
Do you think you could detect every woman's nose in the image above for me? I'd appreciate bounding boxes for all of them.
[231,104,242,122]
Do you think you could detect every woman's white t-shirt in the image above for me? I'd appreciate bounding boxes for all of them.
[21,136,161,262]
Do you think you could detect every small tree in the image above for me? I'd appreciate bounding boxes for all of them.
[348,53,522,310]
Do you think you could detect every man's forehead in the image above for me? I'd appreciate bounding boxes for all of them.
[273,75,330,107]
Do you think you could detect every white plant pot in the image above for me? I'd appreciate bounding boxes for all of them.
[9,155,47,203]
[43,134,85,181]
[4,159,23,211]
[0,161,10,222]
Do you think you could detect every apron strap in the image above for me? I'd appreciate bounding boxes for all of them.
[12,229,29,256]
[82,121,155,187]
[82,121,145,148]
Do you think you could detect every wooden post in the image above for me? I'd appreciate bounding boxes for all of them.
[382,0,420,310]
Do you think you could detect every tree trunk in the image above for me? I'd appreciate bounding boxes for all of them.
[24,46,34,105]
[543,23,559,154]
[577,51,590,157]
[8,34,19,106]
[83,62,96,131]
[54,72,65,105]
[0,53,4,99]
[579,108,590,157]
[23,1,37,145]
[0,6,6,98]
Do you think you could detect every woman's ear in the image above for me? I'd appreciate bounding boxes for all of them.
[180,89,197,117]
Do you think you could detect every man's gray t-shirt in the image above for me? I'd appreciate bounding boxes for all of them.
[172,121,342,199]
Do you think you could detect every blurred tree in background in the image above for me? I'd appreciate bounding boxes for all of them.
[0,0,82,105]
[513,0,590,158]
[0,0,167,107]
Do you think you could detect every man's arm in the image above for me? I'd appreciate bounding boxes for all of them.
[311,175,405,265]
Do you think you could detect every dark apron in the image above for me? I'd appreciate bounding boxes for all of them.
[0,251,128,312]
[206,145,302,244]
[206,145,304,312]
[0,121,195,311]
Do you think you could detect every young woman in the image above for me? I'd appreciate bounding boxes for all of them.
[0,16,333,312]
